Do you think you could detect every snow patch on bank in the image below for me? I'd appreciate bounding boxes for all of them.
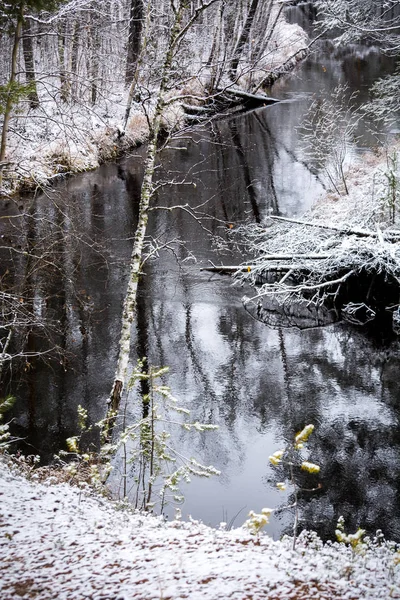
[311,145,400,231]
[1,461,399,599]
[1,88,148,195]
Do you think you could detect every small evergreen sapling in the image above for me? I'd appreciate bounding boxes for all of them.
[335,515,366,556]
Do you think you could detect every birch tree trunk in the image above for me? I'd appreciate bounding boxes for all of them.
[108,2,186,416]
[109,0,221,421]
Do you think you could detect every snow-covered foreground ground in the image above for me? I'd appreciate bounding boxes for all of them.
[1,462,399,600]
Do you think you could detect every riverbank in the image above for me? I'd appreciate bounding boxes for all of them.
[237,136,400,332]
[0,17,307,197]
[0,460,399,600]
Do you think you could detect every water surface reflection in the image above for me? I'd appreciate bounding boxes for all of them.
[3,39,400,541]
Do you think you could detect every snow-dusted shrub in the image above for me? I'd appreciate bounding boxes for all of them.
[0,396,16,451]
[43,143,74,174]
[126,111,150,144]
[245,424,321,548]
[298,85,361,196]
[108,360,220,513]
[94,127,128,164]
[161,102,185,133]
[179,78,206,106]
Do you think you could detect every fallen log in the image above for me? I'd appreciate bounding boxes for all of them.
[251,253,332,260]
[201,254,332,271]
[201,262,314,274]
[268,215,400,239]
[217,86,280,106]
[182,87,281,125]
[201,253,334,274]
[184,113,209,124]
[181,103,211,114]
[200,265,253,273]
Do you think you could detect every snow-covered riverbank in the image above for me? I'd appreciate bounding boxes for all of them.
[1,461,399,600]
[0,15,307,197]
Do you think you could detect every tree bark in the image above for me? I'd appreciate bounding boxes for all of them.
[0,3,23,180]
[22,17,39,109]
[229,0,260,80]
[57,22,70,102]
[87,6,100,105]
[207,0,225,92]
[70,18,80,102]
[125,0,144,85]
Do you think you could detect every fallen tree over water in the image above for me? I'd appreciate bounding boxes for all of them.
[182,88,280,124]
[233,166,400,335]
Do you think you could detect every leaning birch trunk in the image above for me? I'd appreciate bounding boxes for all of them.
[105,0,221,442]
[107,135,159,415]
[107,5,186,427]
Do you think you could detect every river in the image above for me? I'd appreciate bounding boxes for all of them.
[3,6,400,541]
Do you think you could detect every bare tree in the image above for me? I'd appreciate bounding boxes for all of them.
[316,0,400,51]
[298,86,361,196]
[109,0,221,417]
[316,0,400,121]
[125,0,144,85]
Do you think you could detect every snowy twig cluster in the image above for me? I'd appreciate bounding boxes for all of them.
[235,145,400,329]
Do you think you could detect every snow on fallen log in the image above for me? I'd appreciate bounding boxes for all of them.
[233,170,400,333]
[268,215,400,240]
[181,103,212,114]
[200,254,333,275]
[217,86,281,105]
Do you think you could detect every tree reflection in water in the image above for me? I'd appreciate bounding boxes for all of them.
[3,44,400,541]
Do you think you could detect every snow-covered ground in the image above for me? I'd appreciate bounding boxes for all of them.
[309,144,400,231]
[1,460,399,600]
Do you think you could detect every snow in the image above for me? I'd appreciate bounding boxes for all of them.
[309,146,400,231]
[0,14,308,196]
[1,460,399,599]
[1,87,148,196]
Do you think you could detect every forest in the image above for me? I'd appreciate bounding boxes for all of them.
[2,1,400,599]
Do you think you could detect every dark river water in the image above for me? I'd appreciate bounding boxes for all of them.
[3,7,400,541]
